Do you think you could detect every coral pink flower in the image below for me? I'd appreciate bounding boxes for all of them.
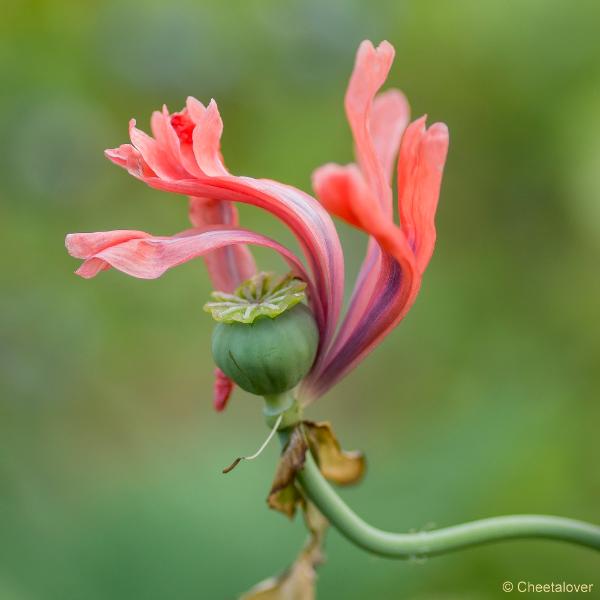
[66,40,448,408]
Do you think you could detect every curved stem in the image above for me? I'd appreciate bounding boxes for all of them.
[297,451,600,558]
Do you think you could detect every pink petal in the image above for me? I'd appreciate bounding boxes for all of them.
[151,105,206,178]
[74,257,113,278]
[104,144,131,168]
[66,226,312,287]
[85,40,449,407]
[303,41,448,401]
[304,251,417,399]
[312,163,366,228]
[66,230,151,258]
[398,119,449,273]
[312,162,412,262]
[308,164,418,399]
[176,97,216,177]
[104,144,155,178]
[313,163,385,233]
[370,89,410,183]
[185,96,207,122]
[129,119,188,180]
[311,123,449,398]
[124,175,344,361]
[104,101,344,360]
[313,237,383,360]
[213,368,234,412]
[308,123,449,398]
[188,196,256,292]
[345,40,396,212]
[150,105,183,166]
[111,100,254,292]
[191,99,228,177]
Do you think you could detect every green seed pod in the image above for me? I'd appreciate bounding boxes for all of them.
[205,273,319,396]
[211,304,318,395]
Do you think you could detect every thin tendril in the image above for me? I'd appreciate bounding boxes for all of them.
[222,414,283,474]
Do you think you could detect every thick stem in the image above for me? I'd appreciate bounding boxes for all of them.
[297,451,600,558]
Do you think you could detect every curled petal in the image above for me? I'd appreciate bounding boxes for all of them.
[345,40,396,210]
[308,160,415,400]
[192,99,228,177]
[104,145,131,169]
[398,119,449,273]
[185,96,207,122]
[305,252,415,399]
[188,196,256,292]
[313,163,382,232]
[213,368,234,412]
[109,100,255,293]
[66,230,151,258]
[308,164,417,398]
[150,106,183,167]
[94,52,443,403]
[169,106,206,177]
[66,224,321,356]
[313,238,383,364]
[308,122,449,398]
[370,89,410,184]
[104,144,155,178]
[308,120,449,397]
[129,119,187,180]
[66,226,312,288]
[120,175,344,363]
[103,99,344,362]
[305,41,448,400]
[312,122,449,397]
[312,163,412,264]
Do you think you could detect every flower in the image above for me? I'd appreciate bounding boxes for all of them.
[66,40,448,409]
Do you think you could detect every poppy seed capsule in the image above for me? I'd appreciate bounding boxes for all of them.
[204,273,319,397]
[211,304,319,396]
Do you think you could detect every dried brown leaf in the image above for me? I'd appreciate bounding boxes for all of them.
[301,502,328,564]
[241,503,328,600]
[267,427,307,518]
[239,558,315,600]
[267,483,302,519]
[304,421,365,486]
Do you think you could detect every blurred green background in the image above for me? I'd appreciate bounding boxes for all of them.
[2,0,600,598]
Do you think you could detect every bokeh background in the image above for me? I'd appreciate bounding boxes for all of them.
[2,0,600,598]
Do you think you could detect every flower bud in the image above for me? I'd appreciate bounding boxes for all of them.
[205,273,319,396]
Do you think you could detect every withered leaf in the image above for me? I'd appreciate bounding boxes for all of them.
[267,483,302,519]
[301,501,328,562]
[241,502,328,600]
[267,426,307,518]
[304,421,366,486]
[239,558,315,600]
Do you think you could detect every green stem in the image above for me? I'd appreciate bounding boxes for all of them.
[297,451,600,558]
[263,392,302,429]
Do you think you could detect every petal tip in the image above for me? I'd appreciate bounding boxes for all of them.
[377,39,395,56]
[429,121,449,139]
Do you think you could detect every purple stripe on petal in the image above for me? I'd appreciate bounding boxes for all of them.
[304,252,419,401]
